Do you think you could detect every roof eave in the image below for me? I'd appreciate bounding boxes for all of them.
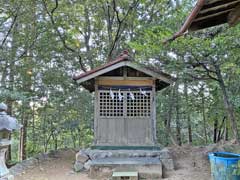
[75,61,173,86]
[75,61,127,84]
[125,61,174,85]
[165,0,206,43]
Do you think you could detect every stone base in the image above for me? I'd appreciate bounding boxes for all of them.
[85,148,174,170]
[89,157,162,179]
[0,144,10,179]
[74,148,175,179]
[0,174,14,180]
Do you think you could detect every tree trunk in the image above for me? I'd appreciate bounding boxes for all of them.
[184,82,192,144]
[214,64,239,142]
[201,92,208,144]
[71,130,76,148]
[225,123,229,141]
[6,13,18,162]
[217,116,226,142]
[19,1,37,160]
[166,87,178,146]
[213,119,218,143]
[31,103,36,152]
[19,112,28,160]
[175,82,182,146]
[83,6,94,69]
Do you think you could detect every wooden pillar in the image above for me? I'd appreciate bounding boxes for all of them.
[152,80,157,144]
[94,78,98,145]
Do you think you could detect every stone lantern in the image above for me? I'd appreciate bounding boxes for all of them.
[0,103,20,180]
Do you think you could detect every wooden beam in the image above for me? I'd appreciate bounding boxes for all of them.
[76,61,173,85]
[77,61,173,84]
[193,8,234,22]
[125,61,173,84]
[204,0,239,7]
[205,0,223,5]
[98,76,154,80]
[189,14,228,30]
[199,0,240,15]
[228,3,240,26]
[97,79,154,86]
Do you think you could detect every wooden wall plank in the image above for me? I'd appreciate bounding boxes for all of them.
[97,79,154,86]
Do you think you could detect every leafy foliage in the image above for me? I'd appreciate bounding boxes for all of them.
[0,0,240,161]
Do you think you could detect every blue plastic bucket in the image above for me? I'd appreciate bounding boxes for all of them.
[209,152,240,180]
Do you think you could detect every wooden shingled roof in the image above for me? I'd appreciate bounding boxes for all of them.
[168,0,240,41]
[73,51,174,92]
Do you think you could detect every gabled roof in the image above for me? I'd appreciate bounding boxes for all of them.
[73,51,131,82]
[73,51,174,92]
[168,0,240,41]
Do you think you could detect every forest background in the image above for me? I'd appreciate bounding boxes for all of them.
[0,0,239,163]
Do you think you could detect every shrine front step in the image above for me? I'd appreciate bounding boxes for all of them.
[89,157,162,179]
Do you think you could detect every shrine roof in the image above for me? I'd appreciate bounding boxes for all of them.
[73,51,174,92]
[168,0,240,41]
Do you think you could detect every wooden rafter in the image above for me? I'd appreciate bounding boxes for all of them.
[194,8,234,22]
[75,61,173,85]
[199,0,240,15]
[228,3,240,26]
[167,0,240,41]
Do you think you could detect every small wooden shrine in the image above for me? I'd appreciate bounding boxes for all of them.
[73,51,173,147]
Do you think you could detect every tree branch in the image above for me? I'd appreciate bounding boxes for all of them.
[185,51,219,81]
[17,31,42,59]
[108,0,139,60]
[51,0,58,14]
[1,14,18,48]
[42,0,86,72]
[187,73,215,81]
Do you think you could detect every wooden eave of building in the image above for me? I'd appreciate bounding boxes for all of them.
[167,0,240,41]
[73,52,174,92]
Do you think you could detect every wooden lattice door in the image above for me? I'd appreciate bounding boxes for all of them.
[96,89,153,146]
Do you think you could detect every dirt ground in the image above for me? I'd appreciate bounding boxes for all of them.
[164,145,211,180]
[15,146,211,180]
[15,149,93,180]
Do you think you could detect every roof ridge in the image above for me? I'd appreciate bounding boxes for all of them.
[73,50,131,80]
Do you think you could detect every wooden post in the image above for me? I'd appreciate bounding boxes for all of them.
[123,91,128,145]
[152,80,157,144]
[123,66,127,79]
[94,78,98,145]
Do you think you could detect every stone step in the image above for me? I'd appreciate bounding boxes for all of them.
[89,157,162,179]
[91,157,162,165]
[85,149,171,159]
[112,171,138,180]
